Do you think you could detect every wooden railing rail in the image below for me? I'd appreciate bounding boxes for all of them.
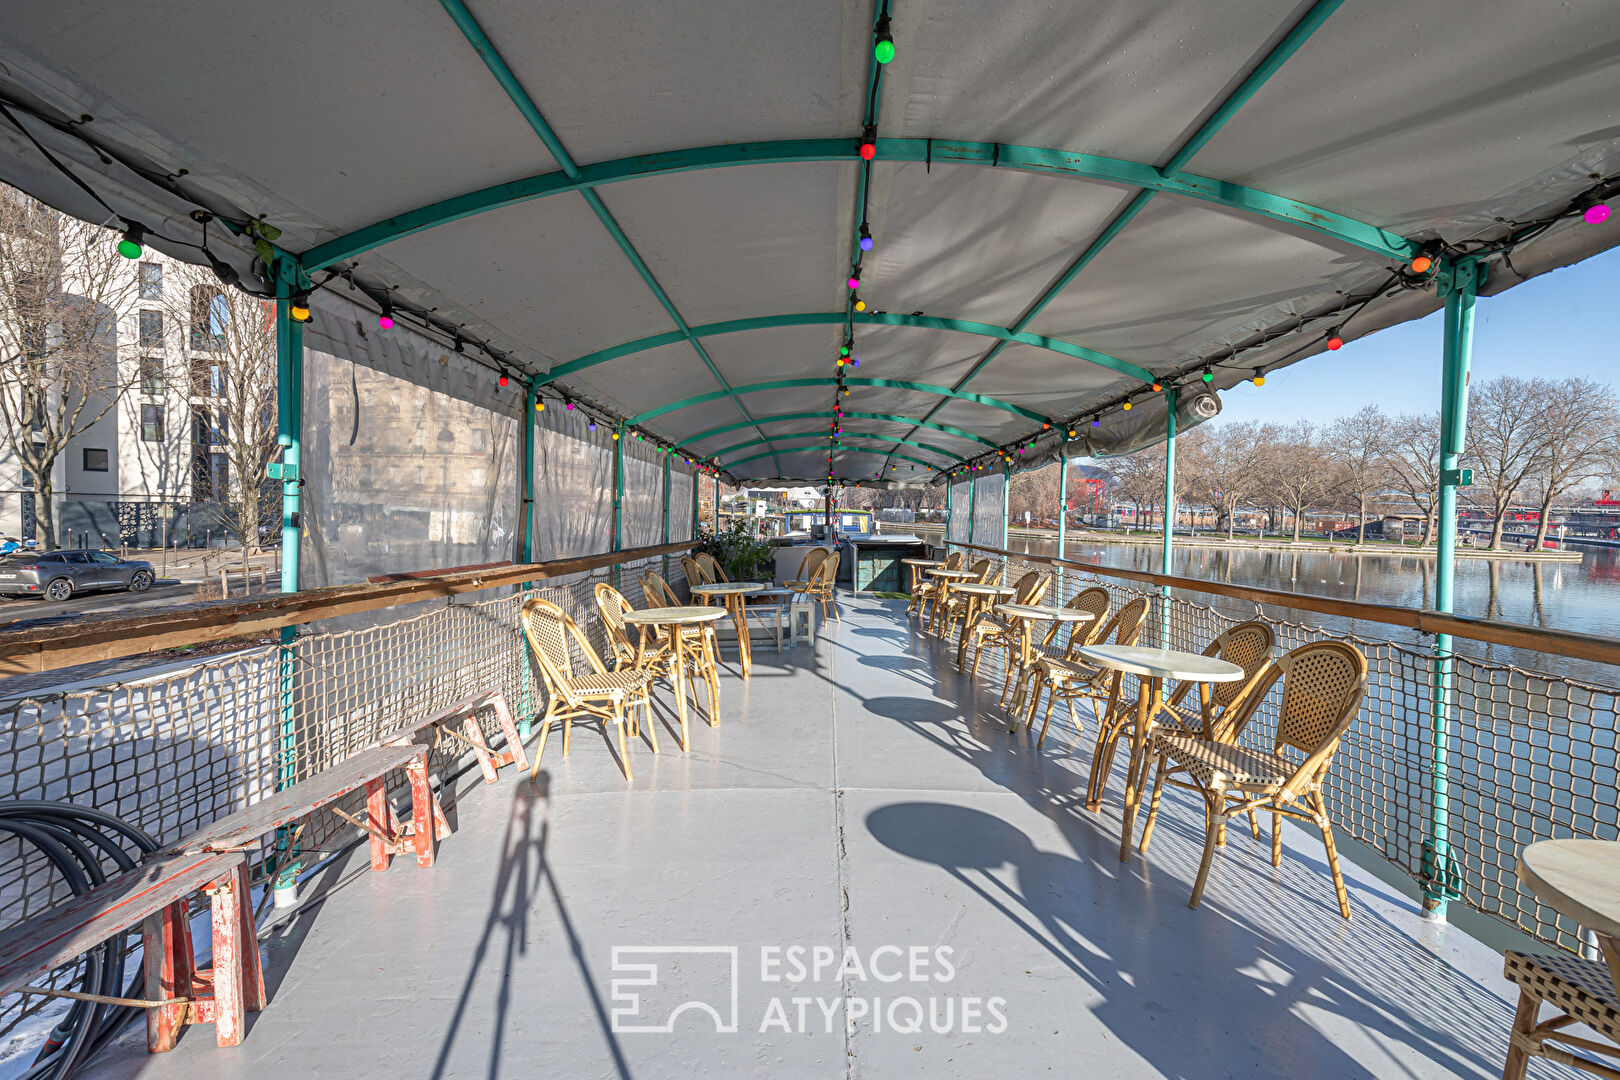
[945,539,1620,670]
[0,541,697,677]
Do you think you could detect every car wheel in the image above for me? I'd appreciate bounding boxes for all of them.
[128,570,153,592]
[44,578,73,602]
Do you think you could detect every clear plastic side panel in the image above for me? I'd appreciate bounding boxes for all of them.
[621,438,665,549]
[668,464,695,542]
[532,406,614,560]
[973,472,1006,545]
[300,297,519,588]
[946,481,971,543]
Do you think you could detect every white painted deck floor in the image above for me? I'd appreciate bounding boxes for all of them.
[82,593,1566,1079]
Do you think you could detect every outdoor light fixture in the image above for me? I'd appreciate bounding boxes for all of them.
[1202,367,1215,382]
[1252,369,1266,386]
[850,357,859,366]
[859,126,877,160]
[854,297,866,312]
[1327,332,1344,350]
[498,373,509,387]
[453,335,464,354]
[117,223,145,259]
[535,400,545,412]
[1580,195,1612,225]
[1409,253,1434,274]
[1122,400,1133,411]
[588,421,596,431]
[612,430,620,441]
[565,400,574,410]
[859,222,874,251]
[1091,416,1100,427]
[1067,427,1077,438]
[378,296,394,330]
[1151,381,1163,392]
[847,268,861,290]
[873,14,894,63]
[840,342,851,357]
[289,292,312,322]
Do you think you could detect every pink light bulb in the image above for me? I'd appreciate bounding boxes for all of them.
[378,315,394,329]
[1586,203,1612,225]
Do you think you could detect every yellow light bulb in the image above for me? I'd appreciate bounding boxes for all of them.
[1252,374,1266,387]
[1122,401,1133,411]
[535,400,545,411]
[854,299,866,312]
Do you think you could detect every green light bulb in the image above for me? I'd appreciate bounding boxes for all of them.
[874,39,895,63]
[1202,370,1214,383]
[117,238,142,259]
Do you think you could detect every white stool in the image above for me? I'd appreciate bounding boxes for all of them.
[788,599,816,644]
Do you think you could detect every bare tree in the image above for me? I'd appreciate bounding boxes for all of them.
[161,263,279,577]
[1007,461,1061,525]
[0,189,139,549]
[1465,376,1551,550]
[1271,421,1334,541]
[1326,404,1391,544]
[1186,421,1272,540]
[1524,377,1618,548]
[1383,412,1442,545]
[1109,447,1167,528]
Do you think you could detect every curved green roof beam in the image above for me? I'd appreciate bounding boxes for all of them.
[301,138,1416,273]
[713,430,964,464]
[676,410,997,451]
[629,377,1048,427]
[542,311,1151,386]
[725,443,942,475]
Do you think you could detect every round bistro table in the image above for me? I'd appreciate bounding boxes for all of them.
[1074,644,1246,862]
[901,558,944,615]
[990,604,1098,715]
[1518,839,1620,991]
[689,582,766,679]
[941,582,1013,656]
[623,605,727,749]
[923,568,978,634]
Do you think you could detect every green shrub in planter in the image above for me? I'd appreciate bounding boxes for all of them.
[694,520,777,582]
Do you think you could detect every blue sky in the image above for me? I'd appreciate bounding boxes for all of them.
[1213,245,1620,426]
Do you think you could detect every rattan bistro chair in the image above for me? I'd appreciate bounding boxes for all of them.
[1023,596,1148,748]
[1136,621,1275,851]
[682,556,715,601]
[641,570,722,716]
[1143,640,1368,918]
[520,597,657,782]
[1500,949,1620,1080]
[788,550,840,624]
[933,558,997,638]
[959,570,1048,692]
[911,549,964,621]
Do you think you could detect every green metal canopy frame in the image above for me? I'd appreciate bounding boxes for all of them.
[724,441,942,474]
[537,311,1154,387]
[711,429,965,464]
[628,376,1051,426]
[675,410,998,450]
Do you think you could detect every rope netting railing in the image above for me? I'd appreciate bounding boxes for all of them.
[941,542,1620,954]
[0,550,688,1038]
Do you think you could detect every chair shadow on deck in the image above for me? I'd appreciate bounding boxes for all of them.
[865,801,1516,1080]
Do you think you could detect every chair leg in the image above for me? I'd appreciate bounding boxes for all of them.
[1313,792,1351,919]
[1139,754,1169,853]
[1023,672,1045,732]
[1500,988,1540,1080]
[529,704,555,779]
[1271,811,1283,867]
[1189,787,1225,909]
[1247,809,1261,841]
[613,701,633,782]
[642,695,659,753]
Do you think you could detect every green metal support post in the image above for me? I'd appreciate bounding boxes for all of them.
[271,257,304,900]
[1161,389,1179,647]
[1057,455,1069,561]
[1425,258,1483,919]
[612,425,625,588]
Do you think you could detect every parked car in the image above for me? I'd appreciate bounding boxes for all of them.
[0,550,155,601]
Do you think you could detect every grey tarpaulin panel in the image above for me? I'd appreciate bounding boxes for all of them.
[533,405,615,561]
[299,291,519,588]
[947,482,971,543]
[972,472,1005,543]
[668,463,695,544]
[0,0,1615,484]
[620,436,666,550]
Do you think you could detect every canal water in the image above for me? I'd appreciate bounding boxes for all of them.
[912,526,1620,681]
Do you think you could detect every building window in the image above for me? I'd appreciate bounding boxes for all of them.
[190,285,226,352]
[139,356,165,396]
[138,261,162,300]
[190,358,227,397]
[141,403,164,442]
[82,448,109,472]
[139,309,163,350]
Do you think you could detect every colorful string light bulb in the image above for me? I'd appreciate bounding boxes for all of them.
[1151,381,1162,392]
[1410,254,1433,274]
[535,399,545,412]
[378,296,394,330]
[1122,401,1133,411]
[859,126,877,161]
[1202,368,1215,382]
[1252,369,1266,386]
[498,373,509,387]
[859,222,874,252]
[289,292,312,323]
[1586,202,1612,225]
[848,268,861,290]
[854,298,866,312]
[873,14,894,63]
[1326,333,1344,350]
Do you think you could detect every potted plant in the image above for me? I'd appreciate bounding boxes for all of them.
[694,520,777,582]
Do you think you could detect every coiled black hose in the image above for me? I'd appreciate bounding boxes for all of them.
[0,802,161,1080]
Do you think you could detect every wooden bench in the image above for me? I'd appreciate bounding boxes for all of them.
[0,850,265,1050]
[173,742,447,872]
[382,689,529,786]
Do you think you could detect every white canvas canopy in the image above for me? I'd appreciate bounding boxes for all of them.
[0,0,1616,485]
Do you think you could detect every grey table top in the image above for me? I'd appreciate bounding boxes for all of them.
[1075,644,1245,682]
[689,582,766,596]
[622,606,728,626]
[1518,839,1620,941]
[995,604,1096,622]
